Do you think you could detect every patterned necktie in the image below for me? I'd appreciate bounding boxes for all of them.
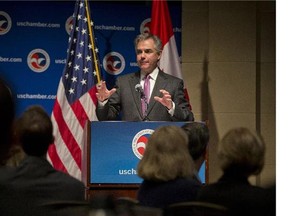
[142,75,150,115]
[144,75,150,102]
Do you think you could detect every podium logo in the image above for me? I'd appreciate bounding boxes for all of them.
[132,129,154,159]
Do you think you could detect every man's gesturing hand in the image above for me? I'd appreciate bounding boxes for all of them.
[96,80,116,102]
[154,89,173,110]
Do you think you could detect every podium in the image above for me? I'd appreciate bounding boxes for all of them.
[82,121,207,200]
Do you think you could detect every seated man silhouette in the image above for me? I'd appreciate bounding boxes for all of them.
[181,122,209,184]
[11,105,86,206]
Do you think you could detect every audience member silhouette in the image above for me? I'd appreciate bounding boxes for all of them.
[181,122,209,184]
[89,194,118,216]
[137,125,201,208]
[5,144,25,167]
[0,77,15,165]
[0,78,47,215]
[196,127,273,216]
[9,105,86,206]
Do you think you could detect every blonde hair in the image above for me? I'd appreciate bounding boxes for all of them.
[218,127,265,176]
[137,125,195,181]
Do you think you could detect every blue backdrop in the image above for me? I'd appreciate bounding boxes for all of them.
[0,1,181,116]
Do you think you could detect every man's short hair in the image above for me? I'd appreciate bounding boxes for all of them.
[181,122,209,161]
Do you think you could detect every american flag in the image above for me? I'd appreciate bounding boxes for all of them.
[47,0,100,180]
[150,0,192,110]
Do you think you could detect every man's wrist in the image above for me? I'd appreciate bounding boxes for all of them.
[101,98,108,102]
[98,98,108,106]
[167,102,175,116]
[166,102,173,110]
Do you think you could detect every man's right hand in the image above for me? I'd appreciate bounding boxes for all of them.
[96,80,116,102]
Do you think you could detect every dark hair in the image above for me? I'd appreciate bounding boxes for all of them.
[16,105,54,156]
[0,77,15,164]
[181,122,209,161]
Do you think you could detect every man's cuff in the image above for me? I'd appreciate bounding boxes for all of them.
[98,99,108,107]
[167,101,175,116]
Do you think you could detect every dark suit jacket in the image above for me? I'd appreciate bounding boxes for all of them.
[1,166,42,215]
[137,178,202,208]
[96,70,194,121]
[5,156,85,205]
[196,172,274,216]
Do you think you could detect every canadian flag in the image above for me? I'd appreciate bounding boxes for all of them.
[150,0,191,109]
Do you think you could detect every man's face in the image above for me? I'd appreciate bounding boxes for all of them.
[136,38,161,74]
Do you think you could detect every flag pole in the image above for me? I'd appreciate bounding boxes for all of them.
[85,0,101,84]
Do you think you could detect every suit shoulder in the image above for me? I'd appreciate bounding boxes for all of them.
[159,71,183,82]
[117,71,139,80]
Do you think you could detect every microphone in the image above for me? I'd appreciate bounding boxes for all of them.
[135,84,145,99]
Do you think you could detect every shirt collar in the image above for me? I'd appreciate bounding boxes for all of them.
[141,67,159,81]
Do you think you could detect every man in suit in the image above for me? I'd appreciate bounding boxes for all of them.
[10,105,86,206]
[181,122,209,184]
[96,33,194,121]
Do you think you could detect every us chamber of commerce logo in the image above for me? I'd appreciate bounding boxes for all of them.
[132,129,154,159]
[27,49,50,73]
[103,51,125,76]
[0,11,12,35]
[65,16,74,35]
[140,18,151,34]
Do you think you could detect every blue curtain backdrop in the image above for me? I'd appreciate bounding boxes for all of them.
[0,1,181,116]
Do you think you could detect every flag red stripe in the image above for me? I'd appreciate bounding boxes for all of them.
[89,85,97,104]
[53,99,82,169]
[47,143,68,173]
[71,100,88,129]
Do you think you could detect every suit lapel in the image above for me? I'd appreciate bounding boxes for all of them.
[147,70,168,114]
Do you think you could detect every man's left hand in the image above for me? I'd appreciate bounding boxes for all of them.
[154,89,173,110]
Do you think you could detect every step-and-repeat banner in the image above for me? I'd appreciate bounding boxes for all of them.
[0,1,181,116]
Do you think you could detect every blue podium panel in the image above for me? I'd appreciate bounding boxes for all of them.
[89,121,205,184]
